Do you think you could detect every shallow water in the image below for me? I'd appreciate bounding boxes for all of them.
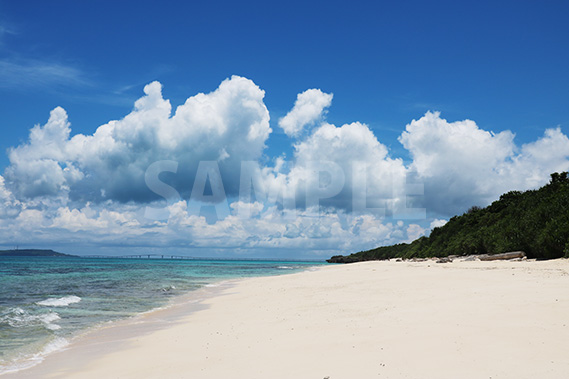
[0,256,324,374]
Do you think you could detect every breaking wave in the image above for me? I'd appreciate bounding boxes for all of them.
[36,295,81,307]
[0,307,61,330]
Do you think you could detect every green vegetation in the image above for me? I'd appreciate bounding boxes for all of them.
[0,249,76,257]
[329,172,569,263]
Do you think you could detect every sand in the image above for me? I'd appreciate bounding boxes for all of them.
[7,259,569,379]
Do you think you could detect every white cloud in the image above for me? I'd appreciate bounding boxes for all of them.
[0,176,10,200]
[51,205,140,233]
[429,218,448,230]
[0,175,21,218]
[1,78,569,258]
[283,223,301,238]
[406,224,426,242]
[501,128,569,188]
[400,112,516,179]
[277,121,407,214]
[0,187,423,257]
[4,76,271,202]
[278,89,333,137]
[5,107,83,198]
[305,222,332,239]
[399,111,569,215]
[230,201,264,218]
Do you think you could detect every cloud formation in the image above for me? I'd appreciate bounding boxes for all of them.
[400,112,569,215]
[0,175,21,218]
[279,121,407,214]
[1,77,568,257]
[278,89,333,137]
[5,76,271,202]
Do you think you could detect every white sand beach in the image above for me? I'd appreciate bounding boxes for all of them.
[8,259,569,379]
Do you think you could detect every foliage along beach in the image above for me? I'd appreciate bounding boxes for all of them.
[329,172,569,263]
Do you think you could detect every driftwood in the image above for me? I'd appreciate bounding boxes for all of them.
[479,251,526,261]
[436,257,453,263]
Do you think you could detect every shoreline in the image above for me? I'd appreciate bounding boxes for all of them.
[6,259,569,378]
[0,260,320,376]
[0,278,238,377]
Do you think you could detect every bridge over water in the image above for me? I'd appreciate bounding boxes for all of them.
[81,254,197,259]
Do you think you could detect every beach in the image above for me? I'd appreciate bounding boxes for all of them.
[7,259,569,379]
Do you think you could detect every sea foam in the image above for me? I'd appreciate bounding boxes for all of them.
[0,307,61,330]
[36,295,81,307]
[0,337,69,375]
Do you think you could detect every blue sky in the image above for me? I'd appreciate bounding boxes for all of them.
[0,0,568,258]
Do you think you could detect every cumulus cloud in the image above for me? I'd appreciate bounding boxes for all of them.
[0,195,417,257]
[1,77,569,257]
[0,175,21,218]
[52,205,139,233]
[4,76,271,203]
[283,223,301,238]
[399,111,569,215]
[278,89,333,137]
[272,121,408,216]
[502,128,569,188]
[5,107,82,198]
[406,224,426,242]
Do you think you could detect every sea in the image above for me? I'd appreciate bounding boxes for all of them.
[0,256,325,375]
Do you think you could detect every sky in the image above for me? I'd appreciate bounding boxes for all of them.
[0,0,568,258]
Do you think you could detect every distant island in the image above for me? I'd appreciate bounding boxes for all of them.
[0,249,77,257]
[329,172,569,263]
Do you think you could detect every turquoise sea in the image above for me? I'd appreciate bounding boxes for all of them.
[0,256,324,374]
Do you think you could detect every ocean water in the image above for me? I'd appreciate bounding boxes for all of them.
[0,256,324,374]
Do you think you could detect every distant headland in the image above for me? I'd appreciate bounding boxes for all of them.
[0,249,77,257]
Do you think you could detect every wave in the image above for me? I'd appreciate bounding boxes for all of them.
[0,307,61,330]
[36,295,81,307]
[0,337,69,375]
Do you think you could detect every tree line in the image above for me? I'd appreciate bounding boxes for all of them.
[328,172,569,262]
